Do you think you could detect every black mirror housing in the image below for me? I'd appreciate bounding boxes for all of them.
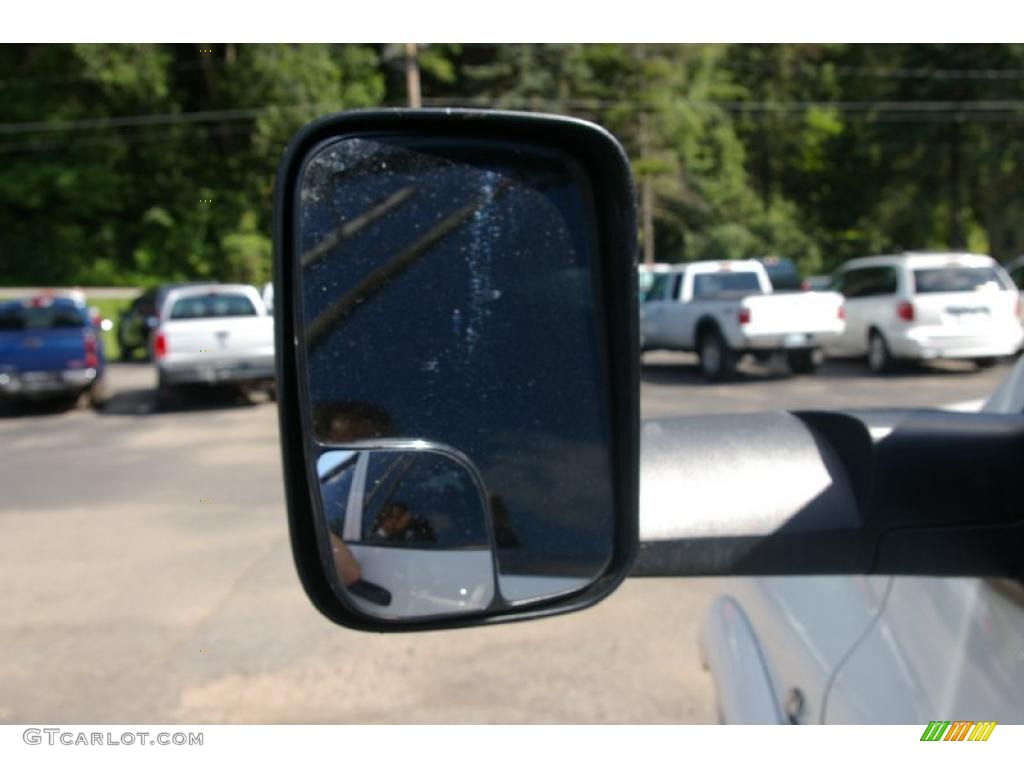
[273,109,639,631]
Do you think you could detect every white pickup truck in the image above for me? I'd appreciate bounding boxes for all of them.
[640,260,846,380]
[153,284,275,404]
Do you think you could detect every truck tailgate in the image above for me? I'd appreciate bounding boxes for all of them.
[742,291,845,337]
[161,316,274,364]
[0,329,88,372]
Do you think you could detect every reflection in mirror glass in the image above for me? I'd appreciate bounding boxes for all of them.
[296,135,612,616]
[317,447,496,620]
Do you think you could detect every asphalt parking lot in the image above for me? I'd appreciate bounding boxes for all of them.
[0,354,1015,723]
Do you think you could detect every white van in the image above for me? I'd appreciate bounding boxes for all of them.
[827,252,1023,372]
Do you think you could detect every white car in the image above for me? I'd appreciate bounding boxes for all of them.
[261,281,274,315]
[640,259,846,379]
[699,358,1024,724]
[153,284,275,401]
[826,253,1023,373]
[1006,256,1024,330]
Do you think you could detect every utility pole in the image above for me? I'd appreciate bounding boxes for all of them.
[640,113,655,266]
[949,118,965,250]
[405,43,422,109]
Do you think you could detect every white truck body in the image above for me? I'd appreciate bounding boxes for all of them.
[154,284,275,387]
[640,260,845,377]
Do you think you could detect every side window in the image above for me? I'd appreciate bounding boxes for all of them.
[1011,266,1024,290]
[831,272,846,295]
[644,274,670,302]
[361,452,488,549]
[671,273,683,300]
[877,266,899,295]
[838,268,868,298]
[841,266,897,298]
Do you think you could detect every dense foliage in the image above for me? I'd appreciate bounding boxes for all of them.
[2,44,1023,285]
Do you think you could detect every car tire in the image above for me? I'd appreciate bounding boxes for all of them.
[867,330,894,374]
[787,349,819,375]
[974,357,998,369]
[698,327,737,382]
[156,372,180,411]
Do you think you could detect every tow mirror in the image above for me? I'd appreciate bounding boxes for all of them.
[274,110,638,630]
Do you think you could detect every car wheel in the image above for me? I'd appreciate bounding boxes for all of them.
[787,349,819,375]
[867,330,893,374]
[698,328,736,382]
[974,357,998,369]
[156,372,180,411]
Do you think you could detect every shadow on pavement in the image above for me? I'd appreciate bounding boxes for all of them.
[99,385,271,416]
[641,353,1003,386]
[0,396,81,419]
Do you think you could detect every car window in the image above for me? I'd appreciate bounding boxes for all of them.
[168,293,258,320]
[324,452,488,551]
[644,273,671,302]
[0,302,86,331]
[838,266,897,298]
[671,273,683,299]
[137,289,158,314]
[322,454,359,540]
[1010,265,1024,289]
[912,267,1008,294]
[691,271,762,298]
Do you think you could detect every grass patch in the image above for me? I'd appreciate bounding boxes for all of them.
[88,297,134,361]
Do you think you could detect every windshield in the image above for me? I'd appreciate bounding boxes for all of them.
[168,293,257,320]
[912,267,1008,294]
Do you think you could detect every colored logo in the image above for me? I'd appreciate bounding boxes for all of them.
[920,721,996,742]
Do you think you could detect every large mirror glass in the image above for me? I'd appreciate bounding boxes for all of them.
[295,133,616,620]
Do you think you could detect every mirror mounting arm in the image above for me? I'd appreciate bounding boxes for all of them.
[634,409,1024,580]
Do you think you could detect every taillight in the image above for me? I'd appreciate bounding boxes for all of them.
[154,331,167,360]
[738,307,751,325]
[896,301,915,322]
[84,333,98,368]
[838,304,846,321]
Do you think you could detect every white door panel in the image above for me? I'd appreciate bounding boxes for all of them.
[826,578,1024,723]
[347,544,495,620]
[720,576,890,723]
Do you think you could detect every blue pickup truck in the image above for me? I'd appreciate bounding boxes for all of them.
[0,294,108,409]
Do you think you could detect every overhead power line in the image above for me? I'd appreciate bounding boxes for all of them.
[4,94,1024,149]
[0,102,343,136]
[715,58,1024,81]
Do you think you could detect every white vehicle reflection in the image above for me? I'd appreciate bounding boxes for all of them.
[316,448,496,621]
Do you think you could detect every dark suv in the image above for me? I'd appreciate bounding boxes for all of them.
[117,282,215,360]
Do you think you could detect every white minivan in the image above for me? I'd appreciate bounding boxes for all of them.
[826,252,1023,373]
